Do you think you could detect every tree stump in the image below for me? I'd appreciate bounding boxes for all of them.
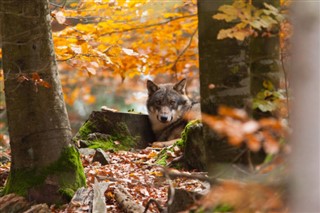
[74,110,155,149]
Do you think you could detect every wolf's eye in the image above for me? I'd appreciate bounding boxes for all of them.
[170,100,176,105]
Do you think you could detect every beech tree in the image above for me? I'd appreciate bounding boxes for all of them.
[0,0,85,203]
[198,0,281,171]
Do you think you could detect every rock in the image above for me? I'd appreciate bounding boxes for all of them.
[87,133,112,141]
[78,140,90,148]
[78,148,96,156]
[92,148,110,165]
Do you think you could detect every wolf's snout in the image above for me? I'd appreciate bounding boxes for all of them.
[160,116,169,123]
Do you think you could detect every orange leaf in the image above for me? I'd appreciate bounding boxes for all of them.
[246,134,261,152]
[218,106,248,121]
[262,131,280,154]
[32,72,41,81]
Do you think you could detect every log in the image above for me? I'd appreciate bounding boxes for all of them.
[114,184,145,213]
[74,110,156,149]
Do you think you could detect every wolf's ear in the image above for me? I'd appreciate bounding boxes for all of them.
[147,80,160,95]
[173,78,187,94]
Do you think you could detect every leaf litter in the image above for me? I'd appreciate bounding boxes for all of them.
[59,147,206,212]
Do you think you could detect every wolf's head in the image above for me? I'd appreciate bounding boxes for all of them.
[146,78,192,133]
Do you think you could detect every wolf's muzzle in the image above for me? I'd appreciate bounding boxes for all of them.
[160,115,170,123]
[157,114,173,123]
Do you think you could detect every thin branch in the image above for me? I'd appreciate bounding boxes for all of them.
[172,28,198,78]
[160,167,215,184]
[280,52,290,118]
[49,0,67,11]
[94,14,197,36]
[49,0,67,10]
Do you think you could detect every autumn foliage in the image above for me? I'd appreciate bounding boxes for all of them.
[202,106,287,154]
[50,0,198,106]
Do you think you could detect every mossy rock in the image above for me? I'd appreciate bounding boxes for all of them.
[74,110,156,150]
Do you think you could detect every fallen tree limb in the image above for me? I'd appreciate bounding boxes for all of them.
[114,184,146,213]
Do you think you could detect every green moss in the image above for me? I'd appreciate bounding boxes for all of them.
[49,145,86,200]
[213,204,234,212]
[191,204,234,213]
[85,122,138,151]
[181,120,201,141]
[59,188,75,199]
[155,120,201,166]
[88,139,116,150]
[155,149,169,166]
[4,168,42,196]
[76,121,95,139]
[4,146,86,202]
[113,122,138,148]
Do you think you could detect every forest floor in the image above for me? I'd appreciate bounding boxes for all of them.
[0,146,209,212]
[0,129,289,213]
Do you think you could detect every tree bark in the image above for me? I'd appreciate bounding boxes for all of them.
[289,1,320,211]
[250,0,281,119]
[0,0,85,203]
[197,0,281,173]
[198,0,262,173]
[198,0,250,115]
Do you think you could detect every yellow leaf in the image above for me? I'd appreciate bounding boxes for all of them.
[217,29,233,40]
[69,2,78,7]
[233,30,247,41]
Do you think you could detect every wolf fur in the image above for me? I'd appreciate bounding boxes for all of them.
[146,78,200,143]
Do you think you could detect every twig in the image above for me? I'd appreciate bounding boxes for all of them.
[280,52,290,118]
[163,168,175,206]
[172,28,198,78]
[49,0,67,10]
[160,167,215,184]
[114,184,145,213]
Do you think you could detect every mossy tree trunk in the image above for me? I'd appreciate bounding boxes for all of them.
[198,0,253,172]
[250,0,281,119]
[198,0,280,173]
[0,0,85,204]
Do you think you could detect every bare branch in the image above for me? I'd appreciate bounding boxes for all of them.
[172,28,198,76]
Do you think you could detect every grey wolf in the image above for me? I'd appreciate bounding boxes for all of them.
[146,78,200,145]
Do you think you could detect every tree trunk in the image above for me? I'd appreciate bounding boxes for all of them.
[198,1,250,115]
[197,0,281,173]
[198,0,261,174]
[289,1,320,211]
[0,0,85,204]
[250,0,281,119]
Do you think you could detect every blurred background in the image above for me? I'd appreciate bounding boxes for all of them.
[0,0,200,136]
